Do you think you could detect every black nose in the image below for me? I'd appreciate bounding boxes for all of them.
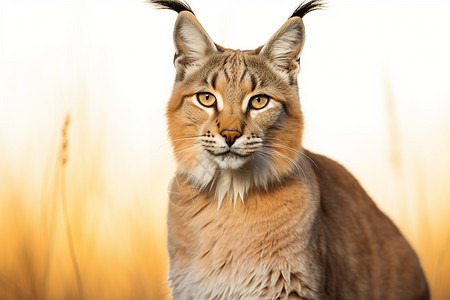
[220,129,242,147]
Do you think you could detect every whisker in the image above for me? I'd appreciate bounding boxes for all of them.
[262,136,290,144]
[173,142,200,153]
[300,152,319,170]
[244,142,263,146]
[263,140,319,170]
[269,144,316,170]
[266,144,310,167]
[158,135,203,148]
[202,146,227,151]
[259,149,298,173]
[173,145,200,157]
[169,135,203,142]
[259,147,306,180]
[232,146,260,151]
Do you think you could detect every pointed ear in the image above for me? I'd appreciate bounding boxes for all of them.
[260,17,305,79]
[173,11,217,72]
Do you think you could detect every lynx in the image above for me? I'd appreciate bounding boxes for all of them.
[149,0,429,299]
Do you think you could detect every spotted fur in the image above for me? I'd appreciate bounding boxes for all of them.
[149,1,429,299]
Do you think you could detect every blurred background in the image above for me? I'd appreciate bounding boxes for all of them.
[0,0,449,299]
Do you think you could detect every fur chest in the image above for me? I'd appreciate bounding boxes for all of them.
[167,184,323,300]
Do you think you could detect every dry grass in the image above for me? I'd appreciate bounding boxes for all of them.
[384,77,450,300]
[0,112,170,300]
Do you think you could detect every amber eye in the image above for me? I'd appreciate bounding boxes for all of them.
[249,95,269,110]
[196,92,217,107]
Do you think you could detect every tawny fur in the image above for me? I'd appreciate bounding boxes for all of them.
[168,153,429,299]
[150,1,430,299]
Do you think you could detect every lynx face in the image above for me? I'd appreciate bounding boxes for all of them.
[165,10,307,203]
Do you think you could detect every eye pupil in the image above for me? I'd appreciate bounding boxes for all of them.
[196,92,216,107]
[249,95,269,110]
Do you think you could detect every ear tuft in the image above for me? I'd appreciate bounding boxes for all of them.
[147,0,194,15]
[289,0,326,19]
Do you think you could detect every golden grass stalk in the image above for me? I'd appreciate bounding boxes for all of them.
[59,114,84,300]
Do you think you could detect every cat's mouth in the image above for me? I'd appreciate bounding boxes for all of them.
[207,149,252,158]
[205,149,253,170]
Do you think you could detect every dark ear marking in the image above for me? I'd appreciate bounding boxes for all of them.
[289,0,326,19]
[148,0,195,15]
